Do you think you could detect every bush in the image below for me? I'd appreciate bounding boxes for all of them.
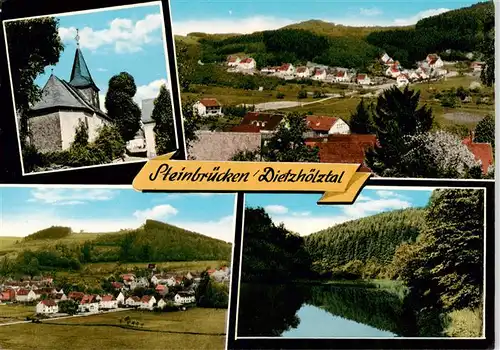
[444,308,483,337]
[312,90,325,99]
[297,89,308,99]
[276,92,285,99]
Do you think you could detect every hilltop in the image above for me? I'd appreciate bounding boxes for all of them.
[0,219,232,275]
[304,208,426,272]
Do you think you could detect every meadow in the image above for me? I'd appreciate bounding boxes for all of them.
[0,308,227,349]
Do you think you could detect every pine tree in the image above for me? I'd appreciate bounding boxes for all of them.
[473,114,495,150]
[151,85,175,155]
[349,99,375,134]
[365,86,434,176]
[105,72,142,141]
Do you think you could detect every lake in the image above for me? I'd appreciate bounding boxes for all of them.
[237,283,420,338]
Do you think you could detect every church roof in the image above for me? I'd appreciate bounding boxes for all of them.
[30,74,109,120]
[69,48,98,90]
[141,98,155,124]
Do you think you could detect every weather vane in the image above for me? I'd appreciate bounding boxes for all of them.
[75,28,80,47]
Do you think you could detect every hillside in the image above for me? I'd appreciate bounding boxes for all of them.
[304,208,426,271]
[282,20,413,38]
[0,220,232,276]
[184,1,492,71]
[23,226,72,241]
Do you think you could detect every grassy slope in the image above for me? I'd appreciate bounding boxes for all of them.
[0,309,227,350]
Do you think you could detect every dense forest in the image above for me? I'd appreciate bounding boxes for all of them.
[242,188,485,336]
[186,1,493,71]
[0,220,232,277]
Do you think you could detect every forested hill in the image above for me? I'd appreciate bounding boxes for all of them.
[0,219,232,276]
[188,1,492,70]
[304,208,425,271]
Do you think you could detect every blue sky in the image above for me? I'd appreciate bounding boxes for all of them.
[0,187,236,242]
[169,0,480,35]
[245,187,433,236]
[27,2,170,109]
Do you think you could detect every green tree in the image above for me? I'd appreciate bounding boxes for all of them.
[261,113,319,162]
[365,86,433,176]
[231,149,261,161]
[181,98,203,152]
[151,85,175,155]
[58,300,79,315]
[72,120,89,148]
[297,89,307,99]
[480,4,494,87]
[93,125,126,161]
[349,99,375,134]
[473,114,495,150]
[104,72,142,141]
[4,17,64,146]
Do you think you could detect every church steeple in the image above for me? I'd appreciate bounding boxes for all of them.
[68,29,101,109]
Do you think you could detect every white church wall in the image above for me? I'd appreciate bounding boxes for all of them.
[143,122,157,158]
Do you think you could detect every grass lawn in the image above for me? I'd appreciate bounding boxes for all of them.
[0,308,227,350]
[0,304,34,324]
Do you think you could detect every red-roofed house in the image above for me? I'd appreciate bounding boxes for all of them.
[311,68,326,81]
[238,112,285,133]
[111,282,124,290]
[386,65,401,78]
[277,63,295,76]
[295,66,311,78]
[139,295,157,310]
[155,284,168,296]
[79,295,99,313]
[193,98,223,117]
[99,295,118,309]
[230,124,261,133]
[36,299,58,314]
[238,57,256,70]
[15,288,37,302]
[305,115,350,137]
[207,269,216,275]
[471,61,485,73]
[463,137,494,174]
[68,291,85,301]
[426,54,444,68]
[0,289,15,302]
[334,71,350,83]
[397,74,410,87]
[227,56,241,67]
[125,296,140,307]
[356,74,371,85]
[380,53,394,65]
[305,134,377,172]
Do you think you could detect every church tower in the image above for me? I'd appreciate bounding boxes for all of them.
[68,29,100,109]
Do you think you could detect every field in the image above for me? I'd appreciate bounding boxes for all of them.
[0,304,33,324]
[0,308,227,349]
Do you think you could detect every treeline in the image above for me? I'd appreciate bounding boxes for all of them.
[23,226,72,241]
[0,220,232,277]
[199,28,379,70]
[304,208,425,274]
[366,1,493,66]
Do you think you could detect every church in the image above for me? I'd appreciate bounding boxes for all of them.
[27,32,112,153]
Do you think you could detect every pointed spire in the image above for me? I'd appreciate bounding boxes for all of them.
[75,29,80,47]
[69,45,98,91]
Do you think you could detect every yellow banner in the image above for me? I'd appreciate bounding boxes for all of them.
[132,152,371,204]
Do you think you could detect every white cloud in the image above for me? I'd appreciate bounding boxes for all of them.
[171,215,235,243]
[134,79,168,105]
[267,195,412,236]
[264,205,289,215]
[394,8,450,26]
[172,16,295,36]
[360,8,382,16]
[133,204,178,221]
[59,13,164,53]
[292,211,311,217]
[96,68,108,72]
[375,190,409,200]
[28,188,116,205]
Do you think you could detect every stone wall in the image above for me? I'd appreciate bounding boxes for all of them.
[28,112,62,153]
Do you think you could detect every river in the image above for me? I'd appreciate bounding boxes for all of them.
[236,283,420,338]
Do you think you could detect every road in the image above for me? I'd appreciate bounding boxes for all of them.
[0,308,128,327]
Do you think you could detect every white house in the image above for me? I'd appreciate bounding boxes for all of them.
[238,57,256,70]
[334,71,350,83]
[79,295,99,313]
[99,295,118,310]
[36,300,58,315]
[305,115,350,137]
[277,63,295,77]
[380,52,394,65]
[397,74,410,87]
[139,295,156,310]
[260,67,277,74]
[116,292,125,305]
[227,56,241,67]
[409,71,420,81]
[121,274,136,286]
[471,61,485,73]
[165,276,177,287]
[385,65,401,78]
[211,269,229,283]
[193,98,223,117]
[295,66,311,78]
[157,299,167,309]
[136,277,149,289]
[125,296,140,307]
[15,289,37,302]
[174,292,196,305]
[426,54,444,68]
[312,69,327,81]
[356,74,371,85]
